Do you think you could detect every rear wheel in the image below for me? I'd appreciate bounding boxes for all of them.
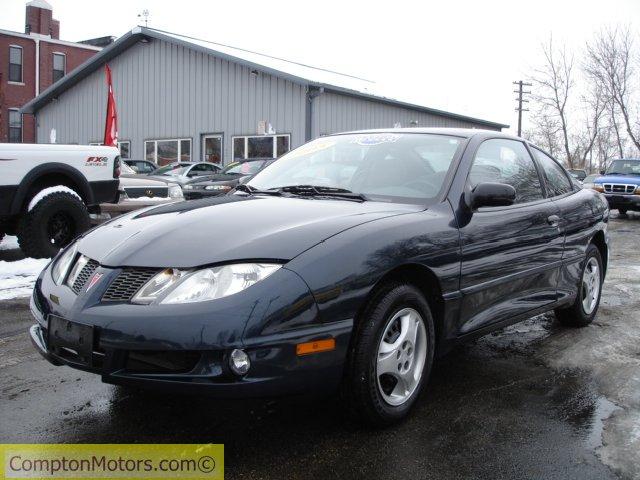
[554,244,603,327]
[345,282,435,426]
[17,191,90,258]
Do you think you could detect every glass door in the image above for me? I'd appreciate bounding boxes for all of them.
[202,134,223,165]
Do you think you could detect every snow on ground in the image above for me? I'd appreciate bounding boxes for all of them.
[0,236,49,300]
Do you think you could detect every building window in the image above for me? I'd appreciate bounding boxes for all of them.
[9,46,23,83]
[118,141,131,159]
[232,134,290,160]
[52,53,66,83]
[8,109,22,143]
[144,138,191,165]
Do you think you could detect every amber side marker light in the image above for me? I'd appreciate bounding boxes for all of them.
[296,338,336,356]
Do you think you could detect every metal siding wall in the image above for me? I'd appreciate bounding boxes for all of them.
[311,91,496,137]
[36,39,307,163]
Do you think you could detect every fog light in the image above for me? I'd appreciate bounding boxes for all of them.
[229,349,250,375]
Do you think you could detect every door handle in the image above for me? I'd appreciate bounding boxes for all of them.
[547,215,561,227]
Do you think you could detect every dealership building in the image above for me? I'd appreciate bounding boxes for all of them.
[22,26,507,165]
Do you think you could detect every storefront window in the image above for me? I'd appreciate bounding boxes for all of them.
[144,138,191,165]
[232,134,290,160]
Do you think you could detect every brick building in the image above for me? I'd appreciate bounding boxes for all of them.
[0,0,109,143]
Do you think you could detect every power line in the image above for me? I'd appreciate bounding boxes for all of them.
[513,80,531,137]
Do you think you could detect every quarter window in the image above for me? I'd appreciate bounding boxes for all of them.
[9,46,23,83]
[144,138,191,165]
[532,148,573,197]
[233,134,290,160]
[469,138,543,204]
[8,109,22,143]
[52,53,66,83]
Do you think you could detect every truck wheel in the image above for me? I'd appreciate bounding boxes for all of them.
[345,282,435,426]
[554,244,603,327]
[618,208,627,215]
[17,191,90,258]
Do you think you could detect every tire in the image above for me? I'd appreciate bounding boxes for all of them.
[554,243,604,327]
[618,208,627,215]
[17,191,90,258]
[345,282,435,427]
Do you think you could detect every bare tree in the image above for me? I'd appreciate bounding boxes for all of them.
[530,37,576,167]
[585,27,640,153]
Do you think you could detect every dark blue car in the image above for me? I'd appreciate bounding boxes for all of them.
[29,129,609,426]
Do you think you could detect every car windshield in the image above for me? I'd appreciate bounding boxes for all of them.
[224,160,266,175]
[121,163,136,175]
[247,133,463,202]
[605,159,640,175]
[155,165,190,176]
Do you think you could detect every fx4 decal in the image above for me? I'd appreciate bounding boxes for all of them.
[86,156,108,166]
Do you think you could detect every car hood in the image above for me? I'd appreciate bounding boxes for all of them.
[119,175,172,187]
[187,173,243,185]
[78,195,423,268]
[594,174,640,184]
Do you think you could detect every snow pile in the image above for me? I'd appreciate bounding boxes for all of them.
[0,257,49,300]
[127,196,170,202]
[0,235,20,251]
[28,185,81,211]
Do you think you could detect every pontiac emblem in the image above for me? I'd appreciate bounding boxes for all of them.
[145,189,154,197]
[86,272,103,292]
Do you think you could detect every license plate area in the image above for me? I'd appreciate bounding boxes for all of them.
[48,315,94,367]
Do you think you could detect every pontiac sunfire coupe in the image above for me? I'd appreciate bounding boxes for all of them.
[30,129,609,425]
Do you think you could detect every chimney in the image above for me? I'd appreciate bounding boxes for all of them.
[25,0,59,39]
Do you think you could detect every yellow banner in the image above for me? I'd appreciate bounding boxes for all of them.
[1,444,223,479]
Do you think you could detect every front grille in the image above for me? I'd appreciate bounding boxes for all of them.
[603,183,636,194]
[71,259,99,294]
[102,268,159,302]
[124,186,169,199]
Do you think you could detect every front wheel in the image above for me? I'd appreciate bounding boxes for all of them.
[345,282,435,426]
[554,244,604,327]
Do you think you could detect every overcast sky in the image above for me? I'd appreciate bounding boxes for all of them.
[2,0,639,132]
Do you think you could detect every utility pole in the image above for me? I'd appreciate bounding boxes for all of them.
[513,80,531,137]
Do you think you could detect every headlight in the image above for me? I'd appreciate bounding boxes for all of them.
[635,186,640,195]
[132,268,186,304]
[161,263,281,304]
[51,242,78,285]
[204,185,232,191]
[183,185,193,190]
[133,263,281,304]
[168,183,183,198]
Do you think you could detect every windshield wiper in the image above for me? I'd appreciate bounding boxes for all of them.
[274,185,367,201]
[235,184,282,196]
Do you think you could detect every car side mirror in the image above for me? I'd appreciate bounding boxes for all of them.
[470,182,516,209]
[599,170,605,175]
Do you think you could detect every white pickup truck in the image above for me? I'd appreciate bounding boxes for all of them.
[0,144,120,258]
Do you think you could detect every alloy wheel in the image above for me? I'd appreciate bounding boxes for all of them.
[376,307,427,406]
[581,257,600,315]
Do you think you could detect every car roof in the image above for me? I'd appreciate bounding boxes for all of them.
[334,127,522,141]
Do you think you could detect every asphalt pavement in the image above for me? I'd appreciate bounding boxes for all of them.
[1,213,639,480]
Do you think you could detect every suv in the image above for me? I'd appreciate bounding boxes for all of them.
[590,158,640,214]
[0,143,120,257]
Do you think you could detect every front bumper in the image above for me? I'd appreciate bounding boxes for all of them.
[29,265,352,397]
[603,193,640,210]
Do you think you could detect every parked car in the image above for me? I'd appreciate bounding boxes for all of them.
[148,162,222,186]
[568,169,587,181]
[587,158,640,214]
[124,159,157,174]
[0,143,120,258]
[30,129,609,426]
[183,158,274,199]
[99,162,183,217]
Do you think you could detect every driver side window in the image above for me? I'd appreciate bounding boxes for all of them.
[469,139,543,204]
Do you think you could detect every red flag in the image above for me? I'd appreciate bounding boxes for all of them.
[103,64,118,146]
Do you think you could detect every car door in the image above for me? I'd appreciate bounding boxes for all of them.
[456,138,564,335]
